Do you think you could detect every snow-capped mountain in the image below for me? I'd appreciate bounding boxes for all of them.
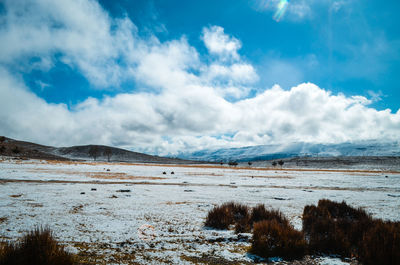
[177,140,400,162]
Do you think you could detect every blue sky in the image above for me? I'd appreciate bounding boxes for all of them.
[0,0,399,154]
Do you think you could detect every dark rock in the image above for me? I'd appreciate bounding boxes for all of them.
[116,189,131,193]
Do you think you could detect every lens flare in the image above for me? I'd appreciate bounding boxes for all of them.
[273,0,289,22]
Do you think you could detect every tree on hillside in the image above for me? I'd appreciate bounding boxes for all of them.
[103,147,112,162]
[278,160,284,168]
[12,146,20,154]
[88,146,99,161]
[0,136,5,143]
[228,161,238,166]
[272,161,277,167]
[248,162,252,166]
[0,145,5,153]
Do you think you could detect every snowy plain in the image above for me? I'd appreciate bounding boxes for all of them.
[0,156,399,264]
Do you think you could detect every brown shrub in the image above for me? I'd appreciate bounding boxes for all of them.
[205,202,250,230]
[251,220,306,260]
[0,227,76,265]
[205,202,291,234]
[11,146,20,154]
[359,220,400,265]
[303,199,373,257]
[250,204,289,227]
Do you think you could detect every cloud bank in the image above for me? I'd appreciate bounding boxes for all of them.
[0,0,399,155]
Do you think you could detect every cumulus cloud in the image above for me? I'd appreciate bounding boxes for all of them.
[0,0,139,87]
[201,26,242,61]
[0,0,399,155]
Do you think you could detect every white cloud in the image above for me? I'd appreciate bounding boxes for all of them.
[0,0,399,156]
[0,0,139,87]
[1,64,399,155]
[201,26,242,61]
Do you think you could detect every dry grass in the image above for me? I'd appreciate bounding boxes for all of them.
[250,204,290,227]
[9,194,22,198]
[359,220,400,265]
[302,199,400,264]
[251,220,307,260]
[302,199,373,257]
[0,227,76,265]
[205,202,292,235]
[164,201,191,205]
[205,202,250,231]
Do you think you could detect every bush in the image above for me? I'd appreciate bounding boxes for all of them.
[359,220,400,265]
[251,220,306,260]
[250,204,289,227]
[205,203,292,235]
[11,146,20,154]
[205,202,250,231]
[303,199,373,257]
[0,227,75,265]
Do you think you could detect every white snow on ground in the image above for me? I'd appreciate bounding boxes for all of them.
[0,156,399,264]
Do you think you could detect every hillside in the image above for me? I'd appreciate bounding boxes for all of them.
[0,136,194,164]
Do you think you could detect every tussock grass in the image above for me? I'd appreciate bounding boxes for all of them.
[205,202,250,230]
[359,220,400,265]
[303,199,400,265]
[0,227,75,265]
[302,199,373,257]
[251,220,306,260]
[206,199,400,264]
[250,204,289,227]
[205,202,288,233]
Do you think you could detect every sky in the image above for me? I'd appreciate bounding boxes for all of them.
[0,0,399,155]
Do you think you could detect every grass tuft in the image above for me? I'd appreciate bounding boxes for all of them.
[205,202,250,231]
[359,220,400,265]
[251,220,306,260]
[0,227,76,265]
[302,199,373,257]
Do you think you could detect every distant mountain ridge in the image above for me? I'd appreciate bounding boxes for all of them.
[177,140,400,162]
[0,136,195,164]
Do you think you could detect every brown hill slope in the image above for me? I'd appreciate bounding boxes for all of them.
[0,136,195,164]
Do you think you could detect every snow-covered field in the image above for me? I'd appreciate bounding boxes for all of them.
[0,157,399,264]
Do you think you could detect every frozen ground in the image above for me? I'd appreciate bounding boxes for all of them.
[0,157,399,264]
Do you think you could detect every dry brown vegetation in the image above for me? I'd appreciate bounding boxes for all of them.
[251,220,307,260]
[0,227,75,265]
[204,202,250,230]
[302,199,373,257]
[303,199,400,265]
[205,200,400,264]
